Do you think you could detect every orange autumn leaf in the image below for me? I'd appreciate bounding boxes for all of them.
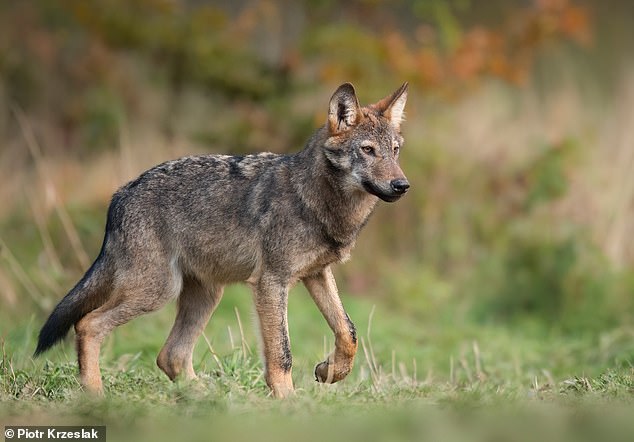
[559,5,592,45]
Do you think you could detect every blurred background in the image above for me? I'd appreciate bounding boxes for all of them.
[1,0,633,379]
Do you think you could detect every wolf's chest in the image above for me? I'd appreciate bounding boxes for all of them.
[289,240,354,281]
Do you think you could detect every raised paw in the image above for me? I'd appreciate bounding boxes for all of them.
[314,357,352,384]
[314,360,331,383]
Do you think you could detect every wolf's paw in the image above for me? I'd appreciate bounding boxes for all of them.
[271,383,294,399]
[314,360,331,383]
[314,358,350,384]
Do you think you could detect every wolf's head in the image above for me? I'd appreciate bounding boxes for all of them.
[322,82,409,202]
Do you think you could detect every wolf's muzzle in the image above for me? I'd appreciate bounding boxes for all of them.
[362,179,410,202]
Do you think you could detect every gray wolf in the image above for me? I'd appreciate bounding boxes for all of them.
[35,82,410,398]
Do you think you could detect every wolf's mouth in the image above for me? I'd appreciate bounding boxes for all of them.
[362,180,407,203]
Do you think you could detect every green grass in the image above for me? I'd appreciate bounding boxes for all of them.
[1,285,633,442]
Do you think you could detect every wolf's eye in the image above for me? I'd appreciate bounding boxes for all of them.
[361,145,375,156]
[393,145,400,156]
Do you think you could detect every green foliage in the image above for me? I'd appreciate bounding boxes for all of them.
[0,0,596,150]
[80,87,125,150]
[524,140,576,210]
[413,0,468,50]
[471,226,622,333]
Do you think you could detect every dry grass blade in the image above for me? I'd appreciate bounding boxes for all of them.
[360,337,380,390]
[473,340,486,381]
[227,326,235,350]
[27,192,63,275]
[201,332,225,374]
[459,350,474,383]
[12,106,90,269]
[0,267,18,307]
[358,306,389,390]
[0,237,49,310]
[234,307,252,358]
[449,355,455,385]
[366,305,379,376]
[398,361,408,382]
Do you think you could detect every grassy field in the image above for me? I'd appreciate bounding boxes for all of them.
[1,281,633,441]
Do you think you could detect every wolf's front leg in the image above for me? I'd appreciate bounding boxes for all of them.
[303,267,358,384]
[252,276,294,398]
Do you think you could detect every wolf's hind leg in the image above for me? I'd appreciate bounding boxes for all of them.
[303,267,358,384]
[74,261,182,394]
[157,278,223,381]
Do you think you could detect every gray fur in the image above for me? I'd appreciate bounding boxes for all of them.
[36,82,410,397]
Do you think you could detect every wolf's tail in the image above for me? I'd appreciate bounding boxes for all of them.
[34,250,113,356]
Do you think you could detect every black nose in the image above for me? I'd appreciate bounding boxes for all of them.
[390,179,410,194]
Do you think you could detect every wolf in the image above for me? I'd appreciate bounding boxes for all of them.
[34,82,410,398]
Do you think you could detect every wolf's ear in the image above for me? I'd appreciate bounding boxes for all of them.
[376,82,408,131]
[328,83,362,135]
